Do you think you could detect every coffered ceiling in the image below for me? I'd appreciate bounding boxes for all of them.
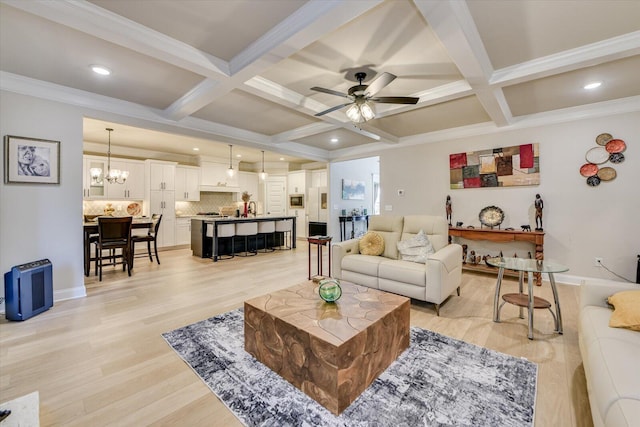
[1,0,639,165]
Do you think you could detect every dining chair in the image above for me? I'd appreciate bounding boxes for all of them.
[131,213,162,265]
[84,215,99,276]
[95,216,133,281]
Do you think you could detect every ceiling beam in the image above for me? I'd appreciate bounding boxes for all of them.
[163,0,384,121]
[415,0,512,127]
[2,0,230,79]
[491,31,640,87]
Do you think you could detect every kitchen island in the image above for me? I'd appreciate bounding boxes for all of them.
[191,216,296,260]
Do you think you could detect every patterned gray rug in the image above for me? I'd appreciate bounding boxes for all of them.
[163,309,537,427]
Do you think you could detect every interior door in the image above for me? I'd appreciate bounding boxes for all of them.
[265,176,286,216]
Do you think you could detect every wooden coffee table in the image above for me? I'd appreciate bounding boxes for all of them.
[244,281,410,415]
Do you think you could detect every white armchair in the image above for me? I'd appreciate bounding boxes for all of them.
[332,215,462,315]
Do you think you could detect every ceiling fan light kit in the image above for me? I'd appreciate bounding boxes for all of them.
[312,71,419,124]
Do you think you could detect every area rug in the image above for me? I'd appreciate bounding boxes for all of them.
[163,309,537,426]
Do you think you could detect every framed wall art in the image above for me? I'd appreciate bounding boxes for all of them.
[341,179,365,200]
[4,135,60,184]
[450,143,539,189]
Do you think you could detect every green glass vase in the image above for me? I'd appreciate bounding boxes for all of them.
[318,279,342,302]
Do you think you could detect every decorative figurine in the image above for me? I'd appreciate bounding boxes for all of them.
[521,225,531,232]
[445,195,452,226]
[535,194,544,231]
[462,244,468,264]
[456,221,464,227]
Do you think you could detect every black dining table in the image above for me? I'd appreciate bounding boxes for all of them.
[83,217,153,276]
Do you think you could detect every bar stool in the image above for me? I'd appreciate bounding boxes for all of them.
[257,221,276,252]
[235,222,258,256]
[214,223,235,260]
[275,219,293,250]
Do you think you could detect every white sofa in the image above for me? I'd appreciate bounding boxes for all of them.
[332,215,462,315]
[579,280,640,427]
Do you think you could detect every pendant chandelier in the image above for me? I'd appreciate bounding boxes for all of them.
[90,128,128,185]
[226,144,235,177]
[259,150,268,181]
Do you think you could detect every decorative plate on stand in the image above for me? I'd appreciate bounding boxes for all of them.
[479,206,505,229]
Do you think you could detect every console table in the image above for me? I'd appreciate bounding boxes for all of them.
[338,215,369,241]
[448,227,545,286]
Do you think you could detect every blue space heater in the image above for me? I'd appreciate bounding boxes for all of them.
[4,259,53,321]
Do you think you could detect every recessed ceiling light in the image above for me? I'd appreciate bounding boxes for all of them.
[236,154,242,158]
[330,138,338,143]
[91,65,111,76]
[584,81,602,90]
[192,147,199,151]
[280,157,285,161]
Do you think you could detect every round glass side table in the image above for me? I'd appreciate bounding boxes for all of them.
[486,257,569,340]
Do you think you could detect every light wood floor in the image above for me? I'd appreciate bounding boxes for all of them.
[0,245,593,426]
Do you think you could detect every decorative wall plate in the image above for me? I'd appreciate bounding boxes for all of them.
[127,202,141,216]
[595,133,613,146]
[479,205,505,228]
[605,139,626,153]
[579,163,598,177]
[609,152,625,164]
[586,176,601,186]
[585,147,610,164]
[597,167,616,181]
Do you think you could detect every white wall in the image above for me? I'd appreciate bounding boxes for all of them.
[379,111,640,281]
[328,156,379,240]
[0,91,86,312]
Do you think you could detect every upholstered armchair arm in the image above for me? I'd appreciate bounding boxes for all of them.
[580,280,639,310]
[332,238,361,279]
[425,243,463,304]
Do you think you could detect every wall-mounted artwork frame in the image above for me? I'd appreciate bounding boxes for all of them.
[450,143,539,189]
[342,179,365,200]
[4,135,60,184]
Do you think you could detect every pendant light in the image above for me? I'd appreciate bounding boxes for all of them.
[259,150,268,181]
[226,144,235,177]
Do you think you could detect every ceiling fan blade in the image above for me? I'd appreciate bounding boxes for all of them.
[310,86,350,99]
[369,96,419,105]
[365,72,396,97]
[314,102,354,117]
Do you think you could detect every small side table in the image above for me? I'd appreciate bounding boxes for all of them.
[487,257,568,340]
[307,236,332,280]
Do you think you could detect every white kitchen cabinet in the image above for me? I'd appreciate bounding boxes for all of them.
[82,155,108,199]
[176,217,191,245]
[145,160,177,247]
[235,171,259,202]
[147,160,175,191]
[106,159,145,200]
[149,190,175,247]
[287,170,309,195]
[175,166,200,201]
[311,169,327,188]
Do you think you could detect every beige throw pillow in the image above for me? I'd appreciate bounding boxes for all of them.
[608,290,640,331]
[359,231,385,256]
[397,229,435,263]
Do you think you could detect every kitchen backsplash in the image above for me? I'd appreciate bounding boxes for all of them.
[83,193,256,217]
[176,192,235,215]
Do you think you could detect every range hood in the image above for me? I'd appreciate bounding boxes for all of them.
[200,184,240,193]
